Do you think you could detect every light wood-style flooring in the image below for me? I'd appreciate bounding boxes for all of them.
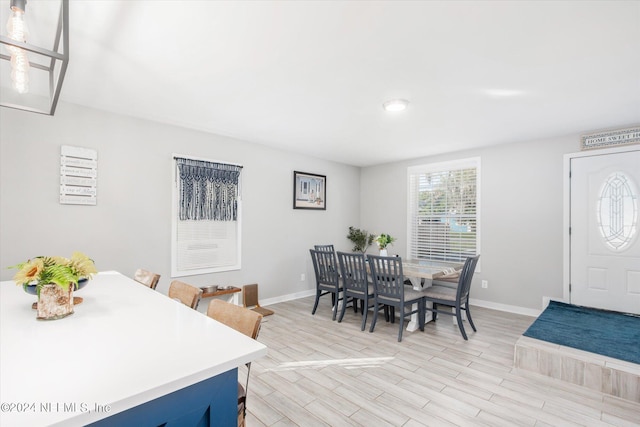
[245,296,640,426]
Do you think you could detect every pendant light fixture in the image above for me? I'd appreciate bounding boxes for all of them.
[0,0,69,115]
[6,0,29,93]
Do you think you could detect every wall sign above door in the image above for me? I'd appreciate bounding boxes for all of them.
[581,127,640,151]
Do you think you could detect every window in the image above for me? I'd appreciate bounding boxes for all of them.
[407,158,480,262]
[171,155,242,277]
[596,171,638,251]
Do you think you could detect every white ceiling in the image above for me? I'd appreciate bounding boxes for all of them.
[4,1,640,166]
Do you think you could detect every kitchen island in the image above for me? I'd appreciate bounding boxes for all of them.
[0,271,267,426]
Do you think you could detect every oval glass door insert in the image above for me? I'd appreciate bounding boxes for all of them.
[596,172,638,251]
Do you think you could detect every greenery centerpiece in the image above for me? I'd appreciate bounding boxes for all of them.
[376,233,396,255]
[376,233,396,250]
[10,252,97,320]
[347,226,375,253]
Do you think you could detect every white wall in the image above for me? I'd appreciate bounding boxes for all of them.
[0,103,361,303]
[360,135,579,312]
[3,102,623,313]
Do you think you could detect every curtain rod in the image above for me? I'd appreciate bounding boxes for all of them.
[172,153,243,168]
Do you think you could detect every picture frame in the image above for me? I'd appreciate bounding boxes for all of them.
[293,171,326,210]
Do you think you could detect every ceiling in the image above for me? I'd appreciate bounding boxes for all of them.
[2,1,640,167]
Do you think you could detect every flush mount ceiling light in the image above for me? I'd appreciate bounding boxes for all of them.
[0,0,69,115]
[484,88,525,98]
[383,99,409,112]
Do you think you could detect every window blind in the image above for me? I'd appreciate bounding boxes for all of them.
[172,156,242,276]
[408,158,479,262]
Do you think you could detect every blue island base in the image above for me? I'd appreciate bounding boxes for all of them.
[87,368,237,427]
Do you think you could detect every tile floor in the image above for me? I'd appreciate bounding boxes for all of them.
[245,296,640,426]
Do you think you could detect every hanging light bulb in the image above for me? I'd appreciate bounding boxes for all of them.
[6,0,30,94]
[10,50,29,93]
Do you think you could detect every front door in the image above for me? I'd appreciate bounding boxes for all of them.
[570,149,640,314]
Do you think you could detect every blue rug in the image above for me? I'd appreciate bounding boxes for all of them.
[523,301,640,365]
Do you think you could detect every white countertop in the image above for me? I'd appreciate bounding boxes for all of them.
[0,271,267,427]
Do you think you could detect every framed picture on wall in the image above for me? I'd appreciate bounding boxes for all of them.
[293,171,326,210]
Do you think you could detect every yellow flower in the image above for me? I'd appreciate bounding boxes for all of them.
[50,256,69,266]
[70,251,97,278]
[13,258,44,285]
[10,252,97,288]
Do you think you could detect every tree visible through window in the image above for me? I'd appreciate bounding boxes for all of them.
[408,158,480,262]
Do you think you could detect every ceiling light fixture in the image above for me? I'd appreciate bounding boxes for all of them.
[484,89,525,98]
[383,99,409,112]
[6,0,29,93]
[0,0,69,115]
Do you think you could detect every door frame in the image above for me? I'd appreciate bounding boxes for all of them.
[563,145,640,304]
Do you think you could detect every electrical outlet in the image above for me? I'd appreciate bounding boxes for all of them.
[481,280,488,289]
[300,273,305,281]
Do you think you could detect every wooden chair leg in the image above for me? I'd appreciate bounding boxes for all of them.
[338,294,348,323]
[455,308,468,340]
[465,302,477,332]
[312,290,321,315]
[369,302,379,333]
[360,299,368,331]
[397,306,404,342]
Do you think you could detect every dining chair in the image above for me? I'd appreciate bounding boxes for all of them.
[422,255,480,340]
[368,255,426,342]
[309,248,343,320]
[168,280,203,310]
[314,244,361,312]
[206,299,263,427]
[133,268,160,290]
[336,251,375,331]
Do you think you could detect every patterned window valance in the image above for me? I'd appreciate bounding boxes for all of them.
[176,157,242,221]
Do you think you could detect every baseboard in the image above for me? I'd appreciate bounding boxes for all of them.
[260,289,315,307]
[542,296,568,310]
[260,292,542,318]
[469,298,541,318]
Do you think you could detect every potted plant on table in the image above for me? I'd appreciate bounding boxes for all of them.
[10,252,97,320]
[376,233,396,256]
[347,226,376,253]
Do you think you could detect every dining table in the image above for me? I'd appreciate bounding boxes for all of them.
[401,258,464,332]
[0,271,267,427]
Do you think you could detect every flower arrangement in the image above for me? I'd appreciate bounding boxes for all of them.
[10,252,97,294]
[376,233,396,249]
[347,226,376,253]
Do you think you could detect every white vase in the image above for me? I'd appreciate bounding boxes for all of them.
[379,249,388,256]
